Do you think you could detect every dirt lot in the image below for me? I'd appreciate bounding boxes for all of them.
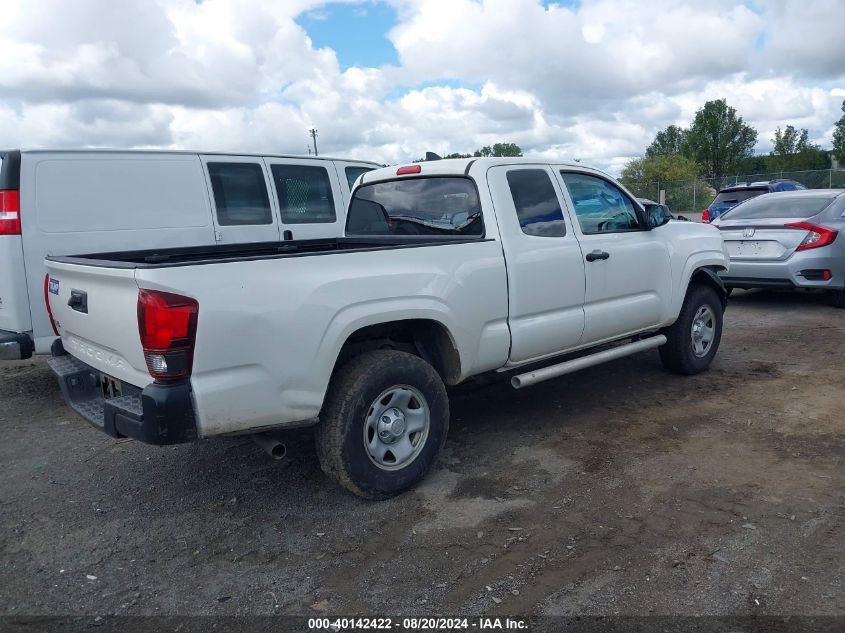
[1,290,843,623]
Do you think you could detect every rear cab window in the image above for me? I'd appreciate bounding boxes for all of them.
[270,164,336,224]
[347,177,483,238]
[207,163,272,226]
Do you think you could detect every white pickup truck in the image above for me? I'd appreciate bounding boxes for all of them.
[46,158,729,498]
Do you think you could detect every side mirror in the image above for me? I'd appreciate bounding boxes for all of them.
[643,204,671,229]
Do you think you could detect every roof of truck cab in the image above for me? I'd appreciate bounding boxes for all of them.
[359,157,601,185]
[12,148,381,166]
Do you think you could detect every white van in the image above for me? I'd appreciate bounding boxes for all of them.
[0,149,379,359]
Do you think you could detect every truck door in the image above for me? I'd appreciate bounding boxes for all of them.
[264,158,345,240]
[201,156,280,244]
[556,170,672,344]
[487,165,586,363]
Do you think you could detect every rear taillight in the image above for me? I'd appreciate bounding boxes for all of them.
[0,190,21,235]
[701,208,710,223]
[785,222,838,251]
[137,289,199,381]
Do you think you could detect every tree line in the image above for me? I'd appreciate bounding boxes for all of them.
[620,98,845,213]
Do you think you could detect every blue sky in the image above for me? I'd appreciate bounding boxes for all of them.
[298,2,399,69]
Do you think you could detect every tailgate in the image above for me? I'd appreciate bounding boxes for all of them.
[46,259,151,388]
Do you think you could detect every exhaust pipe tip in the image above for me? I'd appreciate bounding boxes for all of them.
[252,434,287,460]
[510,376,523,389]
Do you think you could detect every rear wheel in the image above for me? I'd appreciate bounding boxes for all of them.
[316,350,449,499]
[659,284,723,375]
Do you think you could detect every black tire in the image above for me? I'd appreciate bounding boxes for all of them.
[659,284,723,375]
[316,350,449,499]
[827,287,845,308]
[725,287,734,297]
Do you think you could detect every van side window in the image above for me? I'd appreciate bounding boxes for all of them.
[345,166,373,190]
[560,172,641,234]
[271,164,336,224]
[506,169,566,237]
[207,163,272,226]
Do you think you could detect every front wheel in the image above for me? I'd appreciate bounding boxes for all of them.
[316,350,449,499]
[659,284,723,375]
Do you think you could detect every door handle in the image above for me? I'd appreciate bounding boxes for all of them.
[68,289,88,313]
[283,230,293,241]
[585,250,610,262]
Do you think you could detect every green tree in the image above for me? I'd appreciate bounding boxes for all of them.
[475,142,523,157]
[772,125,810,155]
[764,124,829,175]
[645,125,687,157]
[684,99,757,190]
[833,100,845,164]
[419,142,523,162]
[620,153,713,214]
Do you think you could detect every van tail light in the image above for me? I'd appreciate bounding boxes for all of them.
[396,164,421,175]
[785,222,838,251]
[137,289,199,381]
[701,208,710,223]
[0,190,21,235]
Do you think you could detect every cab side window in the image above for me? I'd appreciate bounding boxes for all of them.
[207,163,273,226]
[271,164,336,224]
[506,169,567,237]
[560,172,641,234]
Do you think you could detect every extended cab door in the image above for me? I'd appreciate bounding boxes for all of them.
[264,158,345,240]
[201,156,280,244]
[555,169,672,344]
[487,165,586,363]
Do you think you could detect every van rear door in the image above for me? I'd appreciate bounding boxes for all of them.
[201,155,281,244]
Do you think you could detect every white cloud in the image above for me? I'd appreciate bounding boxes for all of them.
[0,0,843,174]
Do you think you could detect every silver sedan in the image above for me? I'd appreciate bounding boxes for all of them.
[713,189,845,307]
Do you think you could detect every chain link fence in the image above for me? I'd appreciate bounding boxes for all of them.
[623,168,845,217]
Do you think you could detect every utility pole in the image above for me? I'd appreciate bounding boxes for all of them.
[309,128,319,156]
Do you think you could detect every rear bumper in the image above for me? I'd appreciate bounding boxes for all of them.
[0,329,34,360]
[48,343,198,445]
[720,252,845,290]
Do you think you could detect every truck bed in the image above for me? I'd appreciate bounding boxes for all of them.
[46,237,485,269]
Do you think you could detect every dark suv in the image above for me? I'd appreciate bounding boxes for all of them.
[702,179,806,222]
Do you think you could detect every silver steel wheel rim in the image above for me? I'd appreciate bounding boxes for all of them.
[690,304,716,357]
[363,385,430,471]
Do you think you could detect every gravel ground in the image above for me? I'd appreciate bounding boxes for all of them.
[1,289,843,624]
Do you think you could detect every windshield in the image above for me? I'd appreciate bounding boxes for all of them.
[347,177,483,238]
[721,195,836,220]
[711,188,767,206]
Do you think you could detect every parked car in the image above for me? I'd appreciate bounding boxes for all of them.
[45,158,729,498]
[712,189,845,306]
[702,179,806,222]
[0,149,378,360]
[637,198,692,222]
